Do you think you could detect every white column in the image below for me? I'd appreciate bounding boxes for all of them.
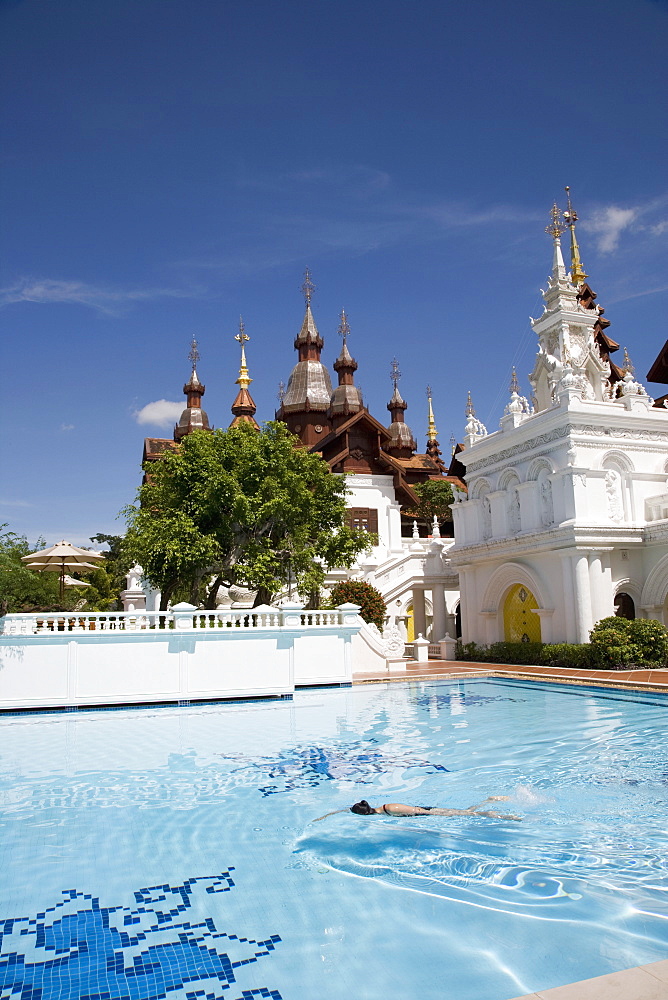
[588,550,614,627]
[573,553,594,643]
[412,588,427,639]
[431,582,447,641]
[559,552,578,643]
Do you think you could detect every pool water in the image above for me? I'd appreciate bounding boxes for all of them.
[1,678,667,1000]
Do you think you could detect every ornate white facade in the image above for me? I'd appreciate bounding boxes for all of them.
[325,473,460,642]
[450,216,668,645]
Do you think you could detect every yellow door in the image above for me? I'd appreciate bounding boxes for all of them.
[406,604,415,642]
[503,584,541,642]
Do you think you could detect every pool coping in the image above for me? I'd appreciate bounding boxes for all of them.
[352,660,668,695]
[508,958,668,999]
[354,661,668,999]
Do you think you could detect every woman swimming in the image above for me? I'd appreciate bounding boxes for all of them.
[313,796,521,822]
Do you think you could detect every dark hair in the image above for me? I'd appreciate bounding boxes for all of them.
[350,800,374,815]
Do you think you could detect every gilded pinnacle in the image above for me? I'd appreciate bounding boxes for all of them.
[426,385,438,440]
[465,390,475,417]
[235,316,252,389]
[509,367,520,394]
[563,186,587,285]
[188,337,200,370]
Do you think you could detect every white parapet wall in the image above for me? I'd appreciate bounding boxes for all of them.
[0,602,363,711]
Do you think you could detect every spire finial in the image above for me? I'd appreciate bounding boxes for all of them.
[188,337,200,372]
[545,202,566,240]
[509,367,520,394]
[623,347,635,374]
[465,390,475,417]
[450,433,456,456]
[234,316,252,389]
[301,267,315,306]
[426,385,438,440]
[338,308,350,346]
[563,186,587,285]
[277,380,286,403]
[390,357,401,391]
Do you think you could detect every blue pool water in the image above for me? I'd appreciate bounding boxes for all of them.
[1,678,667,1000]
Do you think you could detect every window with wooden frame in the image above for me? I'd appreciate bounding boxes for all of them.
[346,508,378,533]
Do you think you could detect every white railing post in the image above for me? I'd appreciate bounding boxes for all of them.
[412,634,430,662]
[335,602,362,626]
[172,602,197,630]
[439,633,458,661]
[279,602,305,627]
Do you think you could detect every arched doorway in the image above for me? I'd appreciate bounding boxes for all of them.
[503,584,541,642]
[455,602,462,639]
[614,592,636,620]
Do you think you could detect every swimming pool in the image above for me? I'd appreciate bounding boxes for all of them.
[1,678,667,1000]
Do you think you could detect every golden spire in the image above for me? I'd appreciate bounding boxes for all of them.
[234,316,252,389]
[450,433,456,456]
[426,384,438,440]
[465,390,475,417]
[563,186,587,286]
[509,367,520,393]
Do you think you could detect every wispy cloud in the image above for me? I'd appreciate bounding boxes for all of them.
[585,206,639,253]
[0,278,201,315]
[133,400,183,428]
[0,498,35,508]
[60,423,75,432]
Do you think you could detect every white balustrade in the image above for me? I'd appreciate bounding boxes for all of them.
[0,603,361,636]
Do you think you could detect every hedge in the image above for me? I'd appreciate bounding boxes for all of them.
[457,617,668,669]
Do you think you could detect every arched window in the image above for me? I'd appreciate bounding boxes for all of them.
[614,592,636,620]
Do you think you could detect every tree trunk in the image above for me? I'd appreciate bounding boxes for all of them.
[304,588,321,610]
[253,586,273,607]
[205,575,224,610]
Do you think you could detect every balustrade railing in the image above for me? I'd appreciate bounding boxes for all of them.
[0,603,361,637]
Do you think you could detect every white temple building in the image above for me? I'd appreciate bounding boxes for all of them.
[449,194,668,645]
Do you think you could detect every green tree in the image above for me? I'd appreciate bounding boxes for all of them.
[0,525,60,612]
[122,423,372,610]
[404,480,454,531]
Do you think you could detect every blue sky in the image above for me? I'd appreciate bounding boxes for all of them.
[1,0,667,547]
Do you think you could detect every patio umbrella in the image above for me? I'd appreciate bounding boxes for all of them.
[22,540,105,600]
[62,574,92,588]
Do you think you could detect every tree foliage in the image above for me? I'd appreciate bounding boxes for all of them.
[404,480,454,526]
[328,580,387,630]
[122,423,372,609]
[0,525,127,613]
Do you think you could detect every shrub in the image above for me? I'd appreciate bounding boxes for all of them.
[543,643,599,668]
[456,640,489,661]
[328,580,387,631]
[590,616,668,666]
[486,641,546,665]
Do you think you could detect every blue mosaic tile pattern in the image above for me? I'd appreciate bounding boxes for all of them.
[0,875,282,1000]
[216,740,449,795]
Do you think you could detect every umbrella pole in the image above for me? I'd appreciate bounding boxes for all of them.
[60,561,65,602]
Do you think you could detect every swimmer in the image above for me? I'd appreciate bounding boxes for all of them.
[313,796,521,822]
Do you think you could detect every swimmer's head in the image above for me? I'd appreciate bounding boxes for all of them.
[350,800,375,815]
